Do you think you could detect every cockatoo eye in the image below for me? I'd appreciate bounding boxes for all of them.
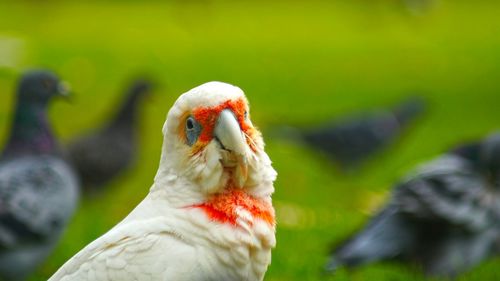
[244,111,248,120]
[185,116,202,146]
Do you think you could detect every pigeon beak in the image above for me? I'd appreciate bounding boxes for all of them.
[57,81,72,100]
[214,109,248,184]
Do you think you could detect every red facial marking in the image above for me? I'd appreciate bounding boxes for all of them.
[191,98,257,151]
[191,188,275,227]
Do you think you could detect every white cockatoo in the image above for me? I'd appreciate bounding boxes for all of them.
[49,82,277,281]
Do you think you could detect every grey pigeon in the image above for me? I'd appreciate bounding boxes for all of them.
[66,79,152,191]
[277,96,425,170]
[0,70,79,281]
[326,132,500,277]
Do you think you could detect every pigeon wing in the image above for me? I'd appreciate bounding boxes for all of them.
[393,155,499,232]
[0,156,79,247]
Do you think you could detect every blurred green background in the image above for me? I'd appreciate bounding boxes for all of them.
[0,0,499,280]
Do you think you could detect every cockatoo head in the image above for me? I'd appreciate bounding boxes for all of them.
[156,82,276,209]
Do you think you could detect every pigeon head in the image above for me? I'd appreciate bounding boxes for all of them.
[1,70,70,159]
[128,79,152,97]
[18,70,69,105]
[156,81,276,206]
[108,79,153,129]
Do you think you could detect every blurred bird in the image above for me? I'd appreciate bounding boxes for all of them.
[326,132,500,277]
[49,82,277,281]
[66,79,152,191]
[0,70,79,281]
[278,96,425,170]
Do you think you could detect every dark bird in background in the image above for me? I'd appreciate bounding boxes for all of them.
[326,132,500,278]
[277,96,426,170]
[0,70,79,281]
[66,79,152,192]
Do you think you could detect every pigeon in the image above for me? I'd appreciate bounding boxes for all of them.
[66,79,152,191]
[325,132,500,277]
[280,96,425,170]
[49,82,277,281]
[0,70,79,281]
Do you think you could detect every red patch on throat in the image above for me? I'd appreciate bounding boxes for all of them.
[191,189,275,227]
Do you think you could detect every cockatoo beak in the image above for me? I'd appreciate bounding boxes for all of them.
[214,109,248,185]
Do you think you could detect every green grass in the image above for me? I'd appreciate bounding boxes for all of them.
[0,0,499,280]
